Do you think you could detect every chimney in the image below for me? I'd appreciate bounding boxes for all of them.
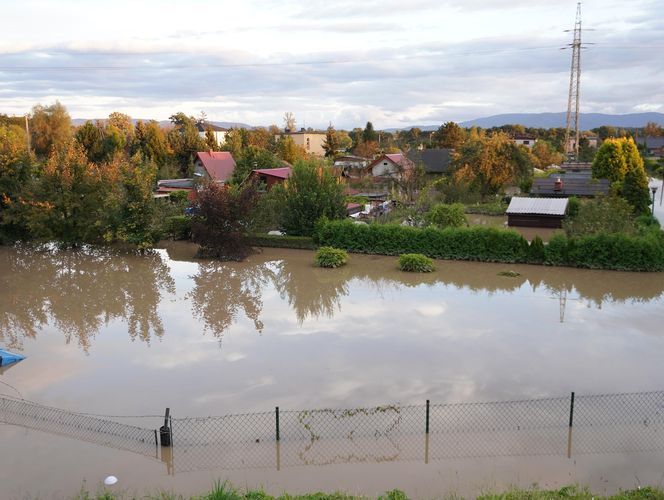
[554,177,563,192]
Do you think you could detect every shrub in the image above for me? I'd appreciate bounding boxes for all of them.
[528,235,546,263]
[314,246,348,268]
[163,215,192,240]
[426,203,466,229]
[567,196,580,217]
[399,253,435,272]
[563,196,636,237]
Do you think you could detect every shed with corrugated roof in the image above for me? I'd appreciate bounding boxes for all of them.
[506,197,569,228]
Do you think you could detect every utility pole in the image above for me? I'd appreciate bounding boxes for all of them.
[564,2,583,161]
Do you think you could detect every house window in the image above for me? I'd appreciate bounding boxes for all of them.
[383,162,388,166]
[523,140,530,145]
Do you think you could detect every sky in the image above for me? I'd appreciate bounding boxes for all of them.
[1,0,662,129]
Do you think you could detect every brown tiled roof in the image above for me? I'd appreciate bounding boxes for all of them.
[195,152,236,182]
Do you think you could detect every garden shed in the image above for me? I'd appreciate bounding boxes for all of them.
[506,197,569,228]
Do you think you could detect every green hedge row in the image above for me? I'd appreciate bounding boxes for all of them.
[545,232,664,271]
[316,220,529,263]
[250,234,317,250]
[316,220,664,271]
[163,215,192,240]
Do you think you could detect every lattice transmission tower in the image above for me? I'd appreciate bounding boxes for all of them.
[564,2,583,160]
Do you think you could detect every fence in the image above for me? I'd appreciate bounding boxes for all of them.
[2,391,664,474]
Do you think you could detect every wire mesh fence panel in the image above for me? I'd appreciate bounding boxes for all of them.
[170,412,275,473]
[0,395,157,456]
[429,396,570,435]
[572,391,664,454]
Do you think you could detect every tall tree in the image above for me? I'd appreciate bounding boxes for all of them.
[167,112,206,176]
[0,124,34,241]
[322,125,339,158]
[276,136,306,164]
[362,121,378,143]
[30,101,72,157]
[283,112,296,132]
[434,121,466,149]
[271,159,346,236]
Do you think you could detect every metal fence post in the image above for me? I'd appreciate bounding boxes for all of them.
[275,406,280,442]
[567,392,575,458]
[426,399,430,434]
[159,407,171,447]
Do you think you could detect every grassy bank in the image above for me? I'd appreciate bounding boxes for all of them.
[73,482,664,500]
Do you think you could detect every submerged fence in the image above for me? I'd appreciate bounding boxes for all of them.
[2,391,664,474]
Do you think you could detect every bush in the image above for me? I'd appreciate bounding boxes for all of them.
[251,234,317,250]
[426,203,466,229]
[528,235,545,263]
[163,215,192,240]
[398,253,435,272]
[316,220,529,263]
[567,196,580,217]
[314,246,348,268]
[564,196,636,237]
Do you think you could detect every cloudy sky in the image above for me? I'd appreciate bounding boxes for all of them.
[1,0,662,129]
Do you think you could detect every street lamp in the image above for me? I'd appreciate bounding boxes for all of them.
[651,186,658,216]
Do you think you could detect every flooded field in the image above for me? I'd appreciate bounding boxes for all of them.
[1,243,664,498]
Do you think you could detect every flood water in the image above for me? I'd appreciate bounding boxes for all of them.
[1,243,664,498]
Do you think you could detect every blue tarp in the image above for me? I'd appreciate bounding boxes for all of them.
[0,349,25,366]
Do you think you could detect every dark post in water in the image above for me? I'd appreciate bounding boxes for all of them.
[160,407,172,447]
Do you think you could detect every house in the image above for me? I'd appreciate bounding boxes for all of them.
[406,148,454,175]
[334,155,369,178]
[249,167,292,190]
[154,179,196,201]
[531,171,610,197]
[506,197,568,228]
[637,136,664,158]
[513,133,536,148]
[193,151,236,183]
[277,128,327,156]
[196,122,228,146]
[366,153,414,178]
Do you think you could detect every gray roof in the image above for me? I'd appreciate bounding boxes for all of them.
[507,197,568,216]
[639,137,664,149]
[532,176,610,197]
[407,149,454,174]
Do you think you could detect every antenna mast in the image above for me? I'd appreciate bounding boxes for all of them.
[564,2,582,160]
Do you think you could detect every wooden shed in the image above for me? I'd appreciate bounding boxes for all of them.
[506,197,569,228]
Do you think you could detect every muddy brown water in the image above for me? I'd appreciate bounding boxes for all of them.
[1,243,664,498]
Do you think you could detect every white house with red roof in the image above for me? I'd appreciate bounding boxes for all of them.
[366,153,414,178]
[193,151,236,183]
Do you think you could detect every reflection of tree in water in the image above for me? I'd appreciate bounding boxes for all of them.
[272,260,351,323]
[0,245,175,351]
[188,261,274,338]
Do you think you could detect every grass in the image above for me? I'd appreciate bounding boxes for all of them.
[71,484,664,500]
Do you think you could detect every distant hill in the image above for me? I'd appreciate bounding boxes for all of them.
[459,112,664,130]
[72,118,253,129]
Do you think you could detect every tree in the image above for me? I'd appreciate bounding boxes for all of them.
[643,121,663,137]
[30,101,72,156]
[131,120,171,168]
[271,159,346,236]
[191,181,258,260]
[454,131,532,201]
[204,128,218,150]
[322,125,339,158]
[622,161,651,215]
[167,112,206,176]
[283,112,296,132]
[29,140,121,244]
[107,112,134,142]
[117,154,159,249]
[276,135,306,164]
[530,140,564,169]
[0,124,34,241]
[232,146,281,184]
[75,121,105,163]
[362,121,378,143]
[592,138,627,183]
[434,121,466,149]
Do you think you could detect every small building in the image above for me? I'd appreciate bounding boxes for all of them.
[193,151,236,183]
[366,153,414,178]
[513,133,536,148]
[506,197,569,228]
[196,122,228,146]
[154,178,196,201]
[406,148,454,175]
[249,167,292,190]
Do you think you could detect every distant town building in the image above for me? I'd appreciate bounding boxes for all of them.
[277,128,326,156]
[334,155,369,178]
[513,133,536,148]
[196,122,228,146]
[366,153,414,178]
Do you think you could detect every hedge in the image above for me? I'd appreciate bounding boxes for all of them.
[250,234,317,250]
[316,220,664,271]
[163,215,192,240]
[316,220,529,263]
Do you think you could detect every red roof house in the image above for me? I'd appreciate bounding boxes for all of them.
[249,167,292,190]
[193,151,236,183]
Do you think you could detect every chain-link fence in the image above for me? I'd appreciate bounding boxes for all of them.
[0,394,158,457]
[2,391,663,474]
